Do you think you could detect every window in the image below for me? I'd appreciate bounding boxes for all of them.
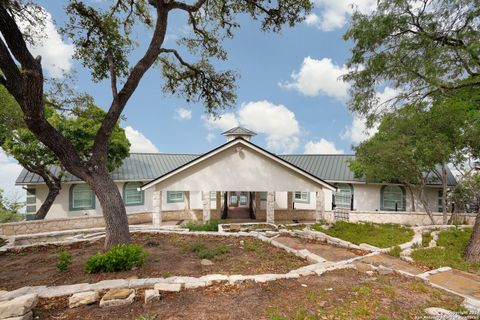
[260,192,267,201]
[294,192,310,203]
[167,191,184,203]
[335,184,353,209]
[26,188,36,213]
[70,184,95,210]
[210,192,216,201]
[438,189,444,212]
[123,182,144,206]
[239,192,248,205]
[381,186,405,211]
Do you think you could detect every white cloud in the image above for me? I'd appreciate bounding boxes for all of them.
[203,100,300,153]
[341,116,378,144]
[281,57,349,100]
[124,126,159,153]
[202,112,239,131]
[307,0,377,31]
[174,107,192,120]
[206,132,215,142]
[0,149,24,199]
[19,11,74,78]
[304,139,344,154]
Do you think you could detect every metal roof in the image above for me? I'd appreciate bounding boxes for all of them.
[15,153,457,186]
[222,126,256,136]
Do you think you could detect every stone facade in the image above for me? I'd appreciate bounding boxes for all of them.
[0,212,151,236]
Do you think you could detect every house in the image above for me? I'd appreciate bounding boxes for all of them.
[15,127,456,223]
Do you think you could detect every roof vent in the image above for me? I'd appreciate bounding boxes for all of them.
[222,127,256,142]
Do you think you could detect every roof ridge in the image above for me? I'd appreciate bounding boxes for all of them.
[281,154,356,156]
[129,152,200,156]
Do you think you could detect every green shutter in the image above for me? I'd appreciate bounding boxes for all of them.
[123,182,144,206]
[26,188,36,213]
[70,184,95,211]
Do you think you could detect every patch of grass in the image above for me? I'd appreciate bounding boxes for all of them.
[161,272,172,278]
[136,315,157,320]
[56,250,73,272]
[189,241,230,260]
[422,231,433,247]
[386,246,402,258]
[313,221,414,248]
[285,224,308,231]
[242,239,262,251]
[411,228,480,274]
[183,220,219,232]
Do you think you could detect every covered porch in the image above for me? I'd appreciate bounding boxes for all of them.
[140,138,336,227]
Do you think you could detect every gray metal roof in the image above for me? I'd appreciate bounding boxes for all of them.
[222,126,256,136]
[15,153,456,186]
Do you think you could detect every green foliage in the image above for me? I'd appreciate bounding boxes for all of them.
[183,220,219,232]
[450,173,480,214]
[136,315,157,320]
[84,244,148,273]
[313,221,414,248]
[411,228,480,273]
[189,241,230,260]
[386,246,402,258]
[56,250,73,272]
[0,189,24,223]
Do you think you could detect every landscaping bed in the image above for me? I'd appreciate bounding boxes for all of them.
[312,221,414,248]
[411,228,480,274]
[32,269,466,320]
[0,232,307,290]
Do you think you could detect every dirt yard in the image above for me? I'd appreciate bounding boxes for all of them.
[0,233,307,290]
[33,269,466,320]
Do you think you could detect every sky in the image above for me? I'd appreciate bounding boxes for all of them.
[0,0,384,197]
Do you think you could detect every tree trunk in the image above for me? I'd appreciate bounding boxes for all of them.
[88,170,131,249]
[441,164,448,224]
[464,209,480,262]
[34,183,60,220]
[406,184,416,212]
[419,186,436,224]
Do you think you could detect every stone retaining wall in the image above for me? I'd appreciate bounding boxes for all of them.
[0,212,152,236]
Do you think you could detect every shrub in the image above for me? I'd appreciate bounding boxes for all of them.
[84,243,148,273]
[189,241,230,259]
[183,220,219,232]
[56,250,73,272]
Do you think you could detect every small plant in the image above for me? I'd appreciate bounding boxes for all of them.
[386,246,402,258]
[84,243,148,273]
[183,220,219,232]
[56,250,73,272]
[136,315,157,320]
[161,272,173,278]
[189,241,230,259]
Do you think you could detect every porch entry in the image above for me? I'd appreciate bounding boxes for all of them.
[222,191,254,219]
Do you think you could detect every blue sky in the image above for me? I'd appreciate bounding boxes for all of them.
[1,0,387,196]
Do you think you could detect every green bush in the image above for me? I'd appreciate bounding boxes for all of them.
[84,243,148,273]
[189,241,230,259]
[183,220,219,232]
[56,250,73,272]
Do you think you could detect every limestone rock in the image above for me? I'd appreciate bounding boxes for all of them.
[200,259,213,266]
[0,293,37,319]
[377,265,394,275]
[154,283,182,292]
[68,291,99,308]
[2,311,32,320]
[424,307,463,319]
[144,290,160,304]
[99,288,135,308]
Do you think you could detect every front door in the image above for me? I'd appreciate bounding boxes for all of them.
[230,192,239,207]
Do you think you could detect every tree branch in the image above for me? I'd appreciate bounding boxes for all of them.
[168,0,208,12]
[107,49,118,98]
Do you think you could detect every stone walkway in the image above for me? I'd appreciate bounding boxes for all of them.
[427,269,480,300]
[274,236,361,262]
[361,253,425,275]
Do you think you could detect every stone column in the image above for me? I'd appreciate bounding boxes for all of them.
[315,189,325,223]
[202,191,211,223]
[152,191,162,228]
[287,192,293,210]
[184,191,190,215]
[266,191,275,224]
